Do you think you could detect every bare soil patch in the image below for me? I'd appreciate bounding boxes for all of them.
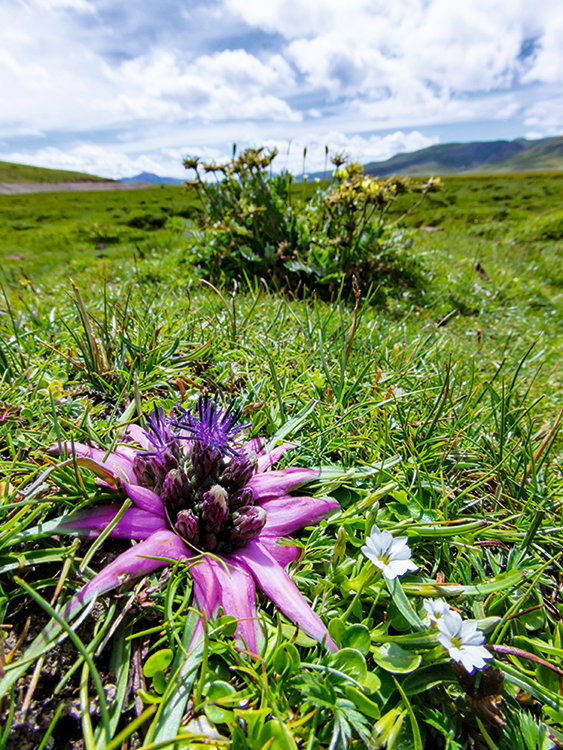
[0,181,149,195]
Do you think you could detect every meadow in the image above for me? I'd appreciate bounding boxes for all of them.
[1,164,563,749]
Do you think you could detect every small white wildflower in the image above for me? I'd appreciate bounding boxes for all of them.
[423,598,451,627]
[437,610,493,674]
[361,526,418,580]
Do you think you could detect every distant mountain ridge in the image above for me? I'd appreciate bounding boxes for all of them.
[362,136,563,177]
[120,172,184,185]
[4,135,563,189]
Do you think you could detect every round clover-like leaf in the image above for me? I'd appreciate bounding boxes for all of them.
[328,618,346,647]
[362,670,382,694]
[342,624,371,655]
[331,648,368,683]
[371,643,421,674]
[212,615,238,638]
[143,649,174,678]
[204,680,236,724]
[152,670,167,695]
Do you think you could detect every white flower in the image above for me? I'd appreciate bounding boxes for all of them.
[361,526,418,580]
[437,610,493,674]
[423,598,451,627]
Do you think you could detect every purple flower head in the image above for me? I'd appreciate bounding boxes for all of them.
[36,396,340,670]
[133,407,181,489]
[144,406,178,455]
[177,393,252,457]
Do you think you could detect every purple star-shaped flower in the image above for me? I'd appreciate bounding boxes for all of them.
[51,396,338,653]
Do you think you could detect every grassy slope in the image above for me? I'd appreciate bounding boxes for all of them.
[0,159,109,183]
[363,136,563,177]
[472,137,563,173]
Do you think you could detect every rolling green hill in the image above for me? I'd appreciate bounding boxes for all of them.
[363,136,563,177]
[0,160,110,184]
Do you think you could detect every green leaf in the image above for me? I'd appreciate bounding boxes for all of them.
[362,671,382,694]
[403,569,528,597]
[204,681,236,724]
[386,601,412,633]
[211,615,238,638]
[331,648,368,682]
[328,618,346,647]
[387,578,424,631]
[257,720,298,750]
[342,624,371,655]
[236,708,271,742]
[143,649,174,678]
[521,608,546,631]
[278,622,316,647]
[137,689,163,704]
[371,643,421,674]
[266,399,317,447]
[272,643,301,677]
[152,671,167,695]
[344,685,380,719]
[402,663,455,695]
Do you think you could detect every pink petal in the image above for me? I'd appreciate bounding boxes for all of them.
[187,559,220,651]
[85,447,136,482]
[260,495,340,536]
[72,456,117,485]
[246,467,318,501]
[56,505,168,539]
[257,443,295,474]
[121,424,152,450]
[190,558,220,618]
[231,540,337,651]
[211,558,262,655]
[256,443,295,473]
[123,482,166,517]
[59,442,137,485]
[112,444,138,461]
[259,537,302,567]
[63,529,190,616]
[242,437,265,456]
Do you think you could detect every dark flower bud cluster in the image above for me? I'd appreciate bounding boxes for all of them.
[133,448,179,490]
[134,398,266,554]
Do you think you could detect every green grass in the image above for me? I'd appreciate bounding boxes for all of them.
[0,173,563,749]
[0,160,109,184]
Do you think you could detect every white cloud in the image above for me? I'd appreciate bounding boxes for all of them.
[520,7,563,85]
[262,130,440,174]
[524,100,563,134]
[0,4,300,137]
[38,0,95,11]
[1,130,439,179]
[226,0,563,127]
[1,145,176,180]
[281,0,527,116]
[105,49,299,123]
[2,0,563,176]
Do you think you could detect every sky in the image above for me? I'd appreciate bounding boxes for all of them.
[1,0,563,179]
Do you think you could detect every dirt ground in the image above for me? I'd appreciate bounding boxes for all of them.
[0,181,149,195]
